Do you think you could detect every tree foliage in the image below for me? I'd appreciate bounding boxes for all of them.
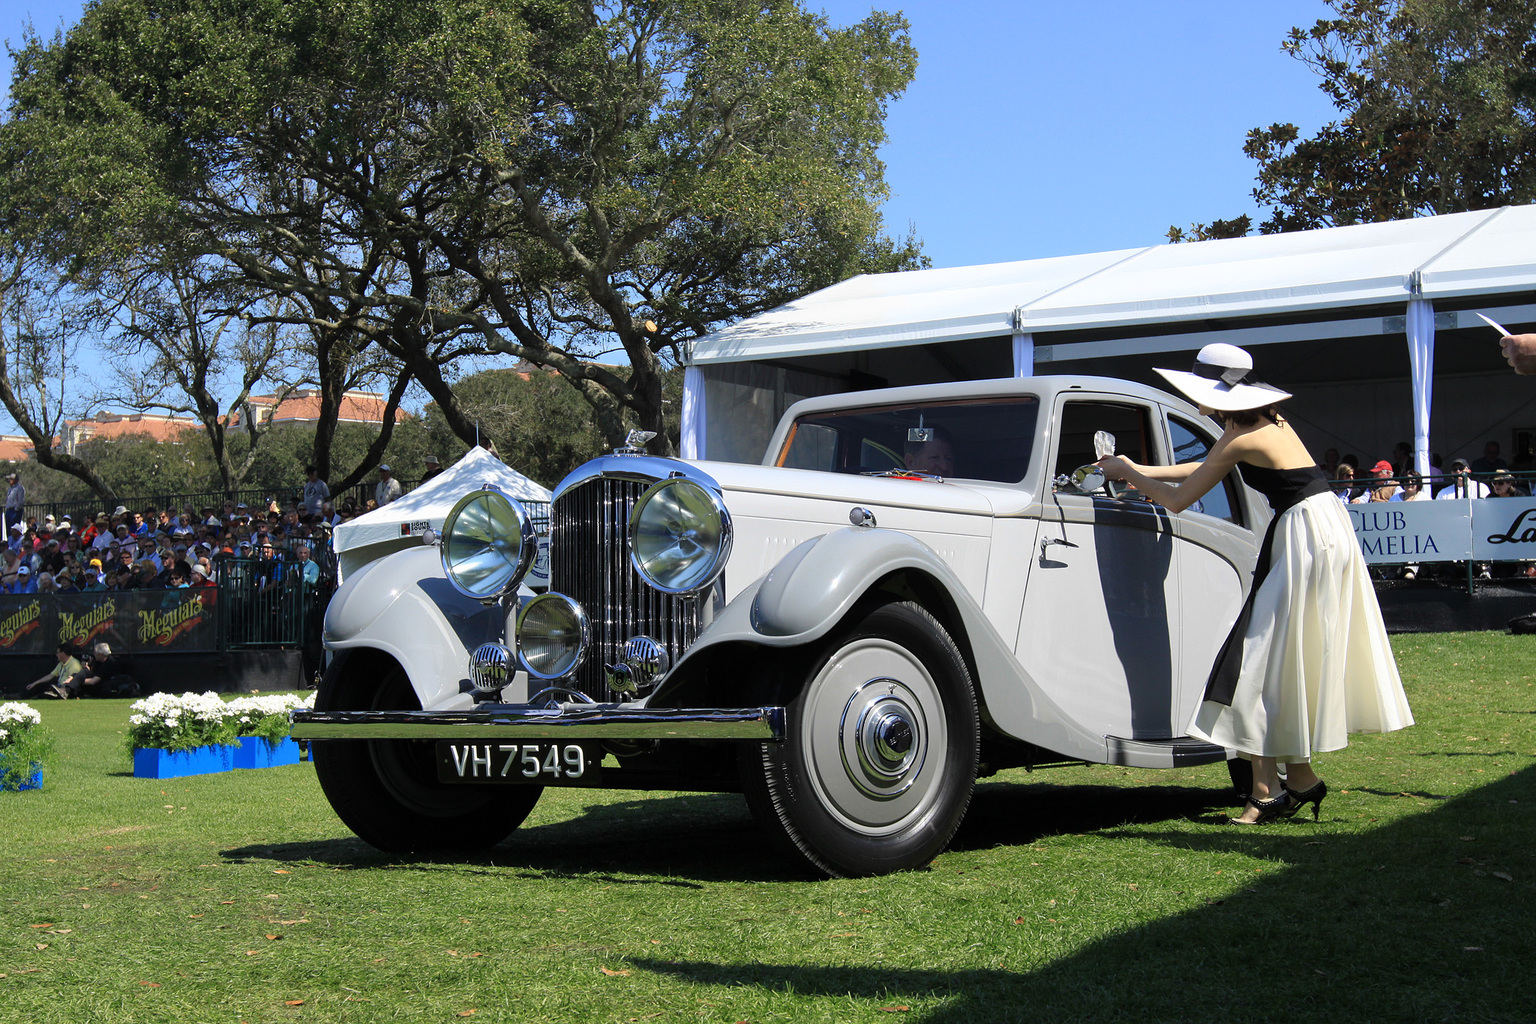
[2,0,922,465]
[1171,0,1536,240]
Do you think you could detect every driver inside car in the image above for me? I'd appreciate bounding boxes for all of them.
[904,430,955,476]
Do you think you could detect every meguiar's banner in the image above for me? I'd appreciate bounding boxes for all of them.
[0,589,220,655]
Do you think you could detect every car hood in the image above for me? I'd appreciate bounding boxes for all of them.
[692,461,1033,599]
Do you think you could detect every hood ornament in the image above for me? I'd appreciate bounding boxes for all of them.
[615,429,656,455]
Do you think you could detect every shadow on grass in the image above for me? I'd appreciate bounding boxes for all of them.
[628,765,1536,1023]
[224,778,1245,882]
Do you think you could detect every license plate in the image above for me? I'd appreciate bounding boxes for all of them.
[436,741,601,784]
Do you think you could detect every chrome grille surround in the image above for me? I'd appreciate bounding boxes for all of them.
[550,457,723,701]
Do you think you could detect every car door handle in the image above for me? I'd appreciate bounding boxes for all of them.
[1040,536,1078,558]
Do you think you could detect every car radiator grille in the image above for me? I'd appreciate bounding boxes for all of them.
[550,475,701,701]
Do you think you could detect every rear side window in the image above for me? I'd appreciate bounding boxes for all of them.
[1167,416,1244,525]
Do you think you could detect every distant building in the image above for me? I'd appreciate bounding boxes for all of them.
[62,412,200,455]
[51,390,404,457]
[240,389,406,428]
[0,435,37,462]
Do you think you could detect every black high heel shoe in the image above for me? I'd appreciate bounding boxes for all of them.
[1227,791,1293,825]
[1283,780,1327,820]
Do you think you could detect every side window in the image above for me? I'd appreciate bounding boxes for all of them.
[1167,416,1244,525]
[1053,401,1157,483]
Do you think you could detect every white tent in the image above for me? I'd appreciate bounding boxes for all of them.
[333,447,552,582]
[681,206,1536,470]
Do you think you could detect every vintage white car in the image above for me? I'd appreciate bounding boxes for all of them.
[291,376,1266,876]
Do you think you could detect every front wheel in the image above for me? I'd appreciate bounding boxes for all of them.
[740,600,979,877]
[311,654,541,853]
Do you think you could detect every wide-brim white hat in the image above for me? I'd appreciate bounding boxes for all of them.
[1155,343,1291,412]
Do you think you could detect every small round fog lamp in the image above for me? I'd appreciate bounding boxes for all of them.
[517,593,589,680]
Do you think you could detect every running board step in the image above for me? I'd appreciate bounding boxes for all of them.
[1104,735,1231,769]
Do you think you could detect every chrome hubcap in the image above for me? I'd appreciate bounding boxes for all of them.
[799,638,947,835]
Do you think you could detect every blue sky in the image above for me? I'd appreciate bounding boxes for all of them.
[6,0,1343,268]
[0,1,1345,433]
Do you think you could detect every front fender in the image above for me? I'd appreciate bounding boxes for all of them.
[323,545,510,709]
[653,527,1114,764]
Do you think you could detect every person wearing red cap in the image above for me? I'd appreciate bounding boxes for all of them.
[1098,343,1414,825]
[1358,459,1399,503]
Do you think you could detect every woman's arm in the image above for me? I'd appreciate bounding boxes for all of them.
[1133,462,1203,482]
[1098,433,1243,514]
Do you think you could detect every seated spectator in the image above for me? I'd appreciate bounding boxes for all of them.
[1355,460,1398,503]
[1471,441,1507,478]
[35,571,57,594]
[1489,470,1527,498]
[59,642,136,698]
[1437,458,1490,499]
[23,643,82,699]
[1387,472,1430,577]
[12,565,35,593]
[55,571,79,594]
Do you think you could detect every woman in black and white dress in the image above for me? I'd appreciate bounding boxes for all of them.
[1098,344,1415,824]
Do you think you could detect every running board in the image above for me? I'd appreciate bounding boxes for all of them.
[1104,735,1231,769]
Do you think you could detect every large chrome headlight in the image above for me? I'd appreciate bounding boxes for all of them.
[628,476,733,594]
[440,485,536,603]
[517,593,589,680]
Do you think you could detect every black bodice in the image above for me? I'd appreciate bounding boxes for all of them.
[1236,463,1331,514]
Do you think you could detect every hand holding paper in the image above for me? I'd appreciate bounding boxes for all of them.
[1483,313,1536,375]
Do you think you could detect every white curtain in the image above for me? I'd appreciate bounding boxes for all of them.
[1406,297,1435,476]
[1012,332,1035,377]
[680,365,706,459]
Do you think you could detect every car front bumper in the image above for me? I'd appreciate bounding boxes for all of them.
[290,704,786,741]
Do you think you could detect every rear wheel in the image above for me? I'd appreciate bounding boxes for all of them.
[312,654,540,852]
[740,600,979,877]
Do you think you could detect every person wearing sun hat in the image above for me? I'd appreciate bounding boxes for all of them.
[1097,342,1413,825]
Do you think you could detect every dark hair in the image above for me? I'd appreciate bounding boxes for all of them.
[1401,471,1422,489]
[305,465,316,474]
[1215,405,1283,429]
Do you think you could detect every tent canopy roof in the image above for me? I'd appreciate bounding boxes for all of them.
[690,206,1536,365]
[334,447,551,557]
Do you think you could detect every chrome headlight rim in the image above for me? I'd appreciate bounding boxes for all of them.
[627,476,733,595]
[440,484,537,604]
[516,592,590,681]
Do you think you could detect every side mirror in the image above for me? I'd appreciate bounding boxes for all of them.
[1070,465,1107,493]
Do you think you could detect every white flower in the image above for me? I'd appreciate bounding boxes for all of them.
[0,701,43,729]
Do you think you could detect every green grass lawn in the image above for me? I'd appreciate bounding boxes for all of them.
[3,632,1535,1023]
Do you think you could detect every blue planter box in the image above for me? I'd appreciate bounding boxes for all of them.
[132,745,236,779]
[232,735,301,769]
[2,764,42,791]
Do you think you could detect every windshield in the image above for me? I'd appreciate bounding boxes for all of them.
[774,396,1040,483]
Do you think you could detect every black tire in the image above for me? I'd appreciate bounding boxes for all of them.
[740,600,979,877]
[311,653,541,853]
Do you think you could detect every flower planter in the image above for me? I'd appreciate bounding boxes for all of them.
[232,735,301,769]
[132,744,236,779]
[2,764,42,791]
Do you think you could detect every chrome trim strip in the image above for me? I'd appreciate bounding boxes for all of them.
[291,705,785,741]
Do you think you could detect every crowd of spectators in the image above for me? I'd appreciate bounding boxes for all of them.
[0,488,353,596]
[1319,440,1534,504]
[1320,440,1536,581]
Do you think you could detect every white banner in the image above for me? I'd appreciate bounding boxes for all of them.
[1347,500,1471,564]
[1471,498,1536,561]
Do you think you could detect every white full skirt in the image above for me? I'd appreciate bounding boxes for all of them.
[1189,492,1414,761]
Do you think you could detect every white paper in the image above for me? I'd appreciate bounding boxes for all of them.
[1476,312,1511,336]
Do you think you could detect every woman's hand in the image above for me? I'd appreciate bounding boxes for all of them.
[1096,455,1138,482]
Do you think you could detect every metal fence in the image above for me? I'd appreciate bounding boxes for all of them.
[216,558,330,650]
